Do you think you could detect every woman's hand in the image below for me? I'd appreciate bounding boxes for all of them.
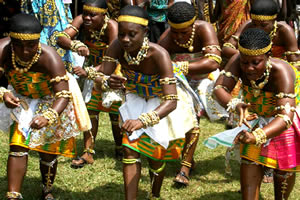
[236,102,257,128]
[4,92,20,108]
[122,119,144,135]
[77,46,89,56]
[30,116,49,129]
[73,66,88,77]
[234,130,256,144]
[108,74,127,89]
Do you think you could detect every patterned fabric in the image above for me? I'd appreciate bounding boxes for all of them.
[21,0,74,72]
[218,0,250,44]
[122,68,162,98]
[147,0,168,22]
[123,133,184,161]
[271,45,286,58]
[7,70,52,99]
[107,0,120,20]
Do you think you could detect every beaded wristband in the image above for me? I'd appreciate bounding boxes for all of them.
[102,56,119,64]
[202,45,221,52]
[42,108,59,126]
[252,128,267,146]
[204,53,222,65]
[284,50,300,56]
[226,98,244,112]
[159,77,177,85]
[275,93,296,99]
[214,84,230,93]
[176,61,189,75]
[161,94,179,101]
[223,42,236,50]
[275,114,293,129]
[138,111,160,128]
[50,74,69,83]
[66,24,79,33]
[70,40,87,52]
[220,70,239,82]
[275,102,296,113]
[55,90,72,99]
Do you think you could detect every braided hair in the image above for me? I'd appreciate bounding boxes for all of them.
[9,13,42,34]
[168,2,195,24]
[250,0,278,16]
[239,28,271,50]
[85,0,107,9]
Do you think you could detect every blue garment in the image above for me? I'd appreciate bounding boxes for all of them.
[147,0,168,22]
[21,0,74,72]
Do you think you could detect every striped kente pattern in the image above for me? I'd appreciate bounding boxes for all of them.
[85,40,108,66]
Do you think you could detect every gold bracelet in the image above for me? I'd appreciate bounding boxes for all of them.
[275,114,293,129]
[220,70,239,82]
[0,87,11,102]
[102,56,119,64]
[85,67,104,80]
[66,24,79,34]
[176,61,189,75]
[289,61,300,67]
[159,77,177,85]
[284,50,300,56]
[231,35,239,41]
[50,74,69,83]
[56,31,71,39]
[223,42,236,50]
[202,45,221,52]
[55,90,72,99]
[252,128,267,146]
[6,192,23,199]
[70,40,87,52]
[204,53,222,65]
[214,84,230,93]
[275,102,296,113]
[100,75,110,91]
[161,94,179,101]
[42,108,59,126]
[138,111,160,128]
[275,93,296,99]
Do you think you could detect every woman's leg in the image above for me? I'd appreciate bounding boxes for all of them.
[148,158,166,199]
[39,152,58,200]
[273,170,296,200]
[174,127,199,186]
[240,159,264,200]
[7,145,29,199]
[123,146,141,200]
[109,113,123,160]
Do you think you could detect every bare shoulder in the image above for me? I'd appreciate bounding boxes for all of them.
[271,57,295,84]
[149,42,170,59]
[196,20,215,32]
[0,37,11,63]
[39,44,65,74]
[108,18,118,28]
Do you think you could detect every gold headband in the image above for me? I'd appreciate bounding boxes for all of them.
[168,16,196,29]
[238,42,272,56]
[9,32,40,40]
[251,14,277,21]
[118,15,148,26]
[83,5,107,13]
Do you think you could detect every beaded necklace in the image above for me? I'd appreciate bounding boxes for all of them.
[269,21,277,41]
[124,37,150,65]
[11,43,42,73]
[250,59,272,97]
[174,23,195,52]
[90,15,109,41]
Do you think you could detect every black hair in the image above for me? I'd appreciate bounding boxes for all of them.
[9,13,42,34]
[119,5,149,21]
[168,2,195,24]
[250,0,278,16]
[239,28,271,50]
[85,0,107,9]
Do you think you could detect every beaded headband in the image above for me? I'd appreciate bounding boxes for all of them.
[118,15,148,26]
[83,5,107,13]
[251,14,277,21]
[238,42,272,56]
[168,16,196,29]
[9,32,40,40]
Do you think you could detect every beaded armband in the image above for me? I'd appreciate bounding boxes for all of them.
[55,90,72,99]
[275,102,295,113]
[50,74,69,83]
[176,61,189,75]
[275,93,296,99]
[220,70,239,82]
[223,42,236,50]
[138,111,160,128]
[102,56,119,64]
[70,40,88,52]
[231,35,239,41]
[42,108,59,126]
[85,67,101,80]
[56,31,71,39]
[252,128,267,146]
[159,77,177,85]
[275,114,293,129]
[204,53,222,65]
[202,45,221,52]
[284,50,300,56]
[83,148,95,154]
[214,84,230,93]
[289,61,300,67]
[66,24,79,34]
[0,87,11,102]
[161,94,179,101]
[6,192,23,199]
[226,98,243,112]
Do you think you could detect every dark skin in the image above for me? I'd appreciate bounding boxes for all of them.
[94,22,177,199]
[222,20,300,67]
[214,53,296,199]
[0,36,69,200]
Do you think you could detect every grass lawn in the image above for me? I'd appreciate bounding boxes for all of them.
[0,113,299,199]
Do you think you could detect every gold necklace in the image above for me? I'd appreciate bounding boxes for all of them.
[90,15,109,41]
[269,21,277,41]
[250,59,272,97]
[124,37,149,65]
[11,42,42,73]
[174,23,195,52]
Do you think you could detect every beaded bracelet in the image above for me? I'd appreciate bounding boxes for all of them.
[275,114,293,129]
[0,87,11,102]
[220,70,239,82]
[275,93,296,99]
[214,84,230,93]
[138,111,160,128]
[42,108,59,126]
[226,98,244,112]
[289,61,300,67]
[252,128,267,146]
[161,94,179,101]
[56,31,71,39]
[102,56,119,64]
[66,24,79,34]
[284,50,300,56]
[275,102,296,113]
[70,40,88,52]
[55,90,72,99]
[204,53,222,65]
[85,67,104,80]
[231,35,239,41]
[50,74,69,83]
[176,61,189,75]
[223,42,236,50]
[159,77,177,85]
[202,45,221,52]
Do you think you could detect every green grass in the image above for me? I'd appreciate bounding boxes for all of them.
[0,114,299,199]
